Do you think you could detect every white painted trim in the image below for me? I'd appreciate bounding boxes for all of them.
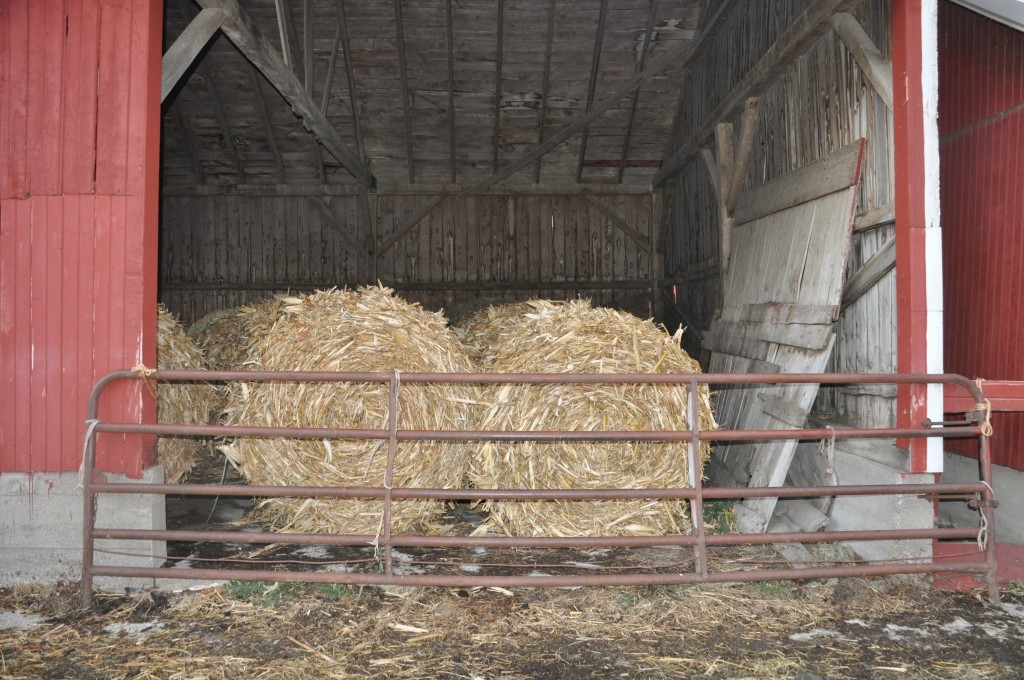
[922,0,944,473]
[952,0,1024,33]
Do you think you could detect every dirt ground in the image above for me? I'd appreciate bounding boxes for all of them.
[2,575,1023,679]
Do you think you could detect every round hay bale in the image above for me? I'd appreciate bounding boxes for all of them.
[224,286,475,535]
[157,304,221,484]
[188,298,285,371]
[461,299,716,537]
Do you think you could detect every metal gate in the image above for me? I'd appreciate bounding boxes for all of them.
[81,370,999,607]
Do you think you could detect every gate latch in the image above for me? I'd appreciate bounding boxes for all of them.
[968,498,999,509]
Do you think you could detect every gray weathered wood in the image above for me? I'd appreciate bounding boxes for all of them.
[197,0,375,187]
[765,512,819,568]
[310,196,362,254]
[715,122,735,272]
[171,103,204,183]
[302,0,314,92]
[161,7,225,103]
[829,12,894,110]
[653,0,859,188]
[618,0,660,183]
[272,0,294,69]
[576,0,610,183]
[320,23,342,114]
[163,182,655,197]
[463,35,696,195]
[582,195,653,255]
[334,0,366,168]
[734,139,864,224]
[493,0,505,174]
[249,64,286,183]
[534,0,558,184]
[841,235,895,310]
[727,97,761,214]
[393,0,415,184]
[378,195,445,255]
[853,203,895,232]
[445,0,457,183]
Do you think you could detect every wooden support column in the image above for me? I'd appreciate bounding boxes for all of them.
[892,0,942,472]
[197,0,376,188]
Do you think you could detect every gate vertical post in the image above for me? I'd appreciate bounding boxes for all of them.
[688,376,708,578]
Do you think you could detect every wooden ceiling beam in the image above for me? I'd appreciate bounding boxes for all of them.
[197,0,376,188]
[249,64,286,183]
[534,0,557,184]
[445,0,457,183]
[653,0,860,188]
[335,0,366,167]
[393,0,415,184]
[161,7,225,103]
[617,0,660,183]
[575,0,610,183]
[462,27,695,195]
[492,0,505,173]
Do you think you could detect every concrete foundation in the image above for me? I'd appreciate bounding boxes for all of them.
[0,468,166,591]
[826,445,934,564]
[941,452,1024,545]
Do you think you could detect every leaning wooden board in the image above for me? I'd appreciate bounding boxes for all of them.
[705,139,865,533]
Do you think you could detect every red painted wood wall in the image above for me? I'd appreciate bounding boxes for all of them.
[939,1,1024,470]
[0,0,162,476]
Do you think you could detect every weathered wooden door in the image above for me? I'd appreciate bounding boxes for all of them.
[705,139,865,533]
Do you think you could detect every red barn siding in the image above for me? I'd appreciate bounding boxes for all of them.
[0,0,162,476]
[940,1,1024,471]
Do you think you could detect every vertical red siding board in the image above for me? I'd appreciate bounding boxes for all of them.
[0,3,10,195]
[26,1,47,196]
[3,1,30,199]
[12,201,33,471]
[60,196,81,471]
[108,196,129,472]
[28,199,47,471]
[95,1,131,196]
[43,196,64,470]
[78,196,98,464]
[91,194,113,469]
[0,202,16,463]
[67,0,101,194]
[61,0,83,194]
[42,0,65,194]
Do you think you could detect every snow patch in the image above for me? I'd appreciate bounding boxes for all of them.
[940,617,973,633]
[296,545,330,559]
[103,621,165,639]
[790,628,838,642]
[845,619,870,628]
[885,624,932,641]
[0,611,45,631]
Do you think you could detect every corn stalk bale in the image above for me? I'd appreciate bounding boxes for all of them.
[461,299,716,537]
[157,304,221,484]
[224,286,475,535]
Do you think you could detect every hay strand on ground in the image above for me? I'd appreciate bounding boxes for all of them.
[460,299,716,537]
[157,304,221,484]
[224,286,475,535]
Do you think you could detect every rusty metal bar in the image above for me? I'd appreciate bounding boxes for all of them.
[88,481,990,501]
[80,371,999,608]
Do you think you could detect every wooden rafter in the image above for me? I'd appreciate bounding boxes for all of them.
[445,0,457,183]
[463,30,695,195]
[335,0,366,168]
[534,0,557,183]
[393,0,415,184]
[575,0,610,183]
[841,236,895,310]
[303,0,314,92]
[321,23,342,114]
[617,0,660,183]
[197,0,376,188]
[829,12,894,110]
[249,64,286,183]
[175,0,241,179]
[272,0,300,71]
[492,0,505,173]
[161,7,225,103]
[653,0,859,188]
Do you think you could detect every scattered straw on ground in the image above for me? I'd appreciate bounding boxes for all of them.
[2,577,1020,679]
[156,304,221,484]
[222,286,476,536]
[458,299,716,537]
